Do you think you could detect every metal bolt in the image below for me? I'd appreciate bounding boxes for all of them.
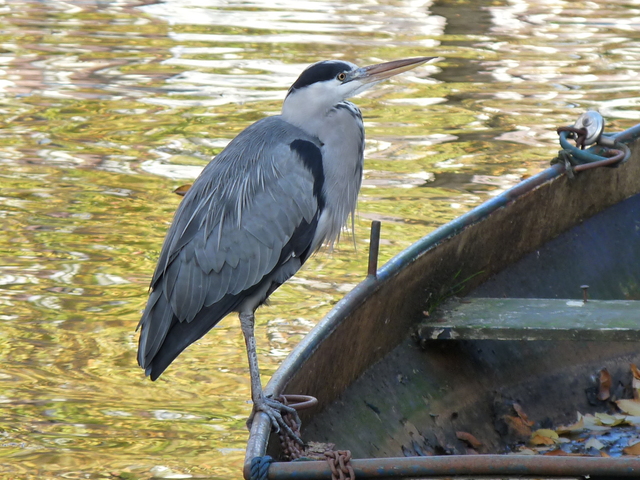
[581,285,589,303]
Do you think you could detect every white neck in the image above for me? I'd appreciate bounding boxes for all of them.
[281,82,348,139]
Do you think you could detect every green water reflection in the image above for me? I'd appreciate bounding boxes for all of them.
[1,0,640,478]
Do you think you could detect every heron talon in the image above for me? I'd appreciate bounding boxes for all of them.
[254,397,304,446]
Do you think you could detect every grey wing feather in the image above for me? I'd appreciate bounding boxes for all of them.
[138,117,323,373]
[138,288,175,368]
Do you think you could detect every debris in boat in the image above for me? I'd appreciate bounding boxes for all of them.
[511,364,640,457]
[624,441,640,455]
[493,395,533,444]
[530,429,560,446]
[456,431,483,450]
[512,403,533,426]
[616,363,640,415]
[598,368,612,401]
[630,363,640,399]
[616,399,640,416]
[398,365,640,460]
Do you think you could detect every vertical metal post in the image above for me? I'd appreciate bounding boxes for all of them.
[581,285,589,303]
[368,221,381,278]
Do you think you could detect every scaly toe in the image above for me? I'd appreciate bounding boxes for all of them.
[254,397,304,446]
[264,396,302,428]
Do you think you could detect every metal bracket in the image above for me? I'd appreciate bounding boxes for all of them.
[573,110,605,147]
[556,111,630,173]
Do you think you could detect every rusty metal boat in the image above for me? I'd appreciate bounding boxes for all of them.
[244,112,640,479]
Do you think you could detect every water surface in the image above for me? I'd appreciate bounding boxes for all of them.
[1,0,639,478]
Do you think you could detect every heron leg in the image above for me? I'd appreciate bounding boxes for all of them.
[239,312,303,445]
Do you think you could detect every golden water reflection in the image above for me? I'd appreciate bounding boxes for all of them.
[1,0,640,478]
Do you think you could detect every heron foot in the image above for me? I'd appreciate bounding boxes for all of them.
[249,395,304,446]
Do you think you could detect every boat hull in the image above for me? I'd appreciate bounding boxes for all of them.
[245,133,640,477]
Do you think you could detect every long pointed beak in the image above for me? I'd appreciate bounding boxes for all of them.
[350,56,439,85]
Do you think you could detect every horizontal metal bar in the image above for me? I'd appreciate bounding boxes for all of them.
[269,455,640,479]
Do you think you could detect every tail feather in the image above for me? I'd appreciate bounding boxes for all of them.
[138,292,241,381]
[137,289,173,368]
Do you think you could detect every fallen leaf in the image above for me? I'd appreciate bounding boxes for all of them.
[595,412,627,426]
[582,413,613,431]
[543,448,587,456]
[556,415,585,435]
[617,399,640,416]
[502,414,533,438]
[513,403,534,426]
[530,429,559,446]
[514,447,537,455]
[585,437,605,450]
[456,431,483,449]
[600,450,611,457]
[532,429,559,439]
[633,378,640,401]
[174,184,192,196]
[630,365,640,400]
[623,441,640,456]
[598,368,612,401]
[544,448,570,456]
[530,435,556,446]
[624,416,640,426]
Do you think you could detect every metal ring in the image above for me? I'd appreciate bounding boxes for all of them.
[280,394,318,411]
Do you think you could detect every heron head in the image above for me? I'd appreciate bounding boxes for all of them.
[282,57,437,129]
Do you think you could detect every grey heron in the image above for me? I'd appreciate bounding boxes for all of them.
[137,56,435,442]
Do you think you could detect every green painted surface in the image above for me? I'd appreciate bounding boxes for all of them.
[422,298,640,341]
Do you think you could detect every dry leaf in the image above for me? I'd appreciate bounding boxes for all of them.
[598,368,612,401]
[174,184,192,196]
[531,435,557,446]
[530,429,559,446]
[633,378,640,401]
[513,403,534,427]
[617,399,640,416]
[595,412,627,426]
[581,413,612,431]
[502,414,533,438]
[585,437,605,450]
[556,415,585,435]
[456,431,482,449]
[623,441,640,456]
[624,416,640,426]
[631,365,640,400]
[544,448,570,456]
[515,447,537,455]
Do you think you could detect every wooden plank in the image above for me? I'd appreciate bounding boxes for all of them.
[419,298,640,341]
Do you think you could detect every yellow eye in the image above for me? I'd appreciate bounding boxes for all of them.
[337,72,347,81]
